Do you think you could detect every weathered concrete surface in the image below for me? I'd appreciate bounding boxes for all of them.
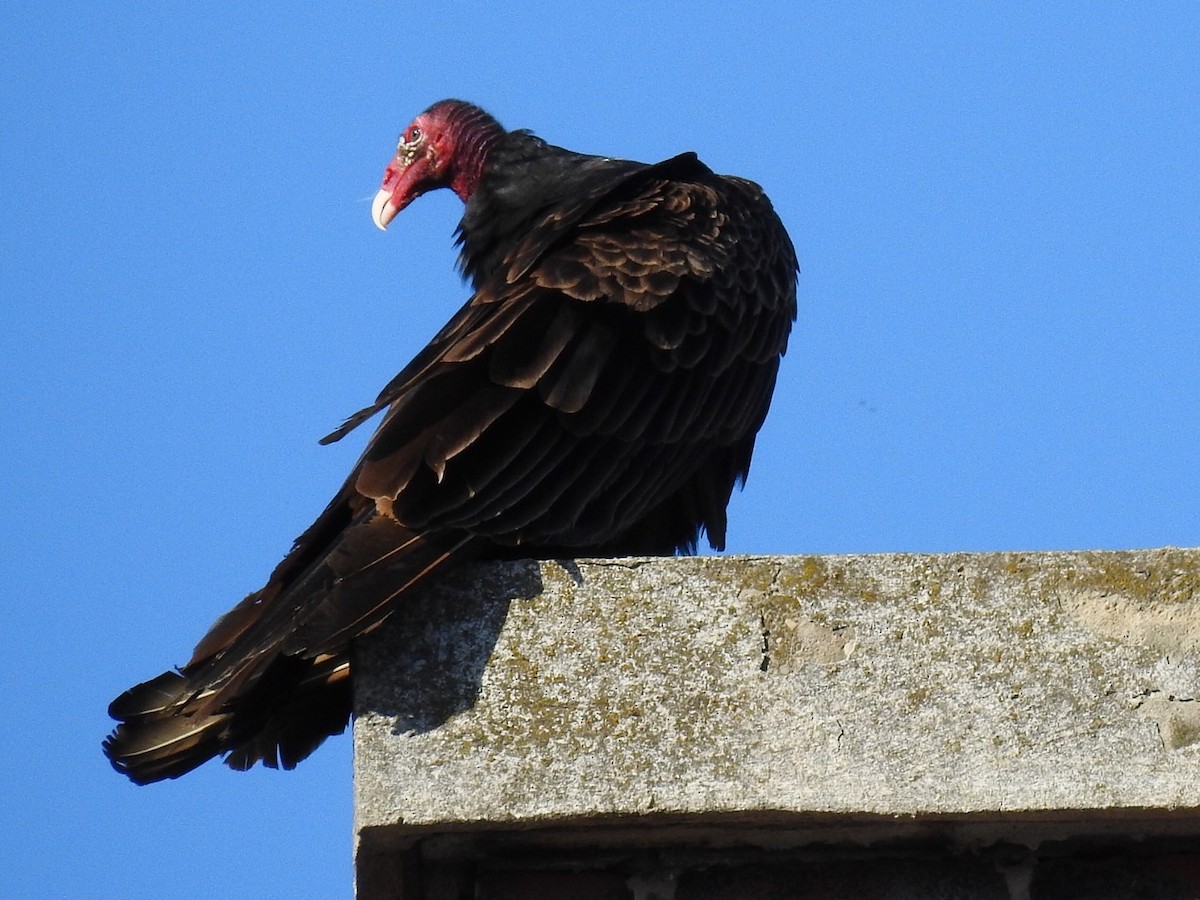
[354,549,1200,853]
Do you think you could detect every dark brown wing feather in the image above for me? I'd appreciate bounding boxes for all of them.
[104,151,796,783]
[358,169,796,553]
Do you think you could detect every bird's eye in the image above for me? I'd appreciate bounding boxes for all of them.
[396,127,423,154]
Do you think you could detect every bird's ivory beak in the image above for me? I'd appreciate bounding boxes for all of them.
[371,189,399,231]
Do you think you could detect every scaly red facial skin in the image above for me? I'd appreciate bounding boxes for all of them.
[371,100,505,231]
[370,112,450,231]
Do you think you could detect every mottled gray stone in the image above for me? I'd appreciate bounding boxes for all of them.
[354,549,1200,847]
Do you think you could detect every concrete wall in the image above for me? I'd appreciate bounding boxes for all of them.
[353,549,1200,899]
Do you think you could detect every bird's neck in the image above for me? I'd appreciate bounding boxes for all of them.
[446,108,505,204]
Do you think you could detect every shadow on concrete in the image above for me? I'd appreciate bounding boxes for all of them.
[353,560,544,735]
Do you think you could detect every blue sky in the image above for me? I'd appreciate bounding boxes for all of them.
[4,3,1198,897]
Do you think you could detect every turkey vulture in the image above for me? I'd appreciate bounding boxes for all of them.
[104,100,797,784]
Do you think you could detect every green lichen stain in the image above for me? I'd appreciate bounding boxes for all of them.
[1002,554,1036,577]
[752,556,882,671]
[773,555,883,606]
[1041,548,1200,657]
[1162,707,1200,750]
[1067,549,1200,606]
[906,686,931,709]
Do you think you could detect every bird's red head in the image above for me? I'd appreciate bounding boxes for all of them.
[371,100,505,231]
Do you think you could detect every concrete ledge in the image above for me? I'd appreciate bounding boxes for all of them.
[353,549,1200,897]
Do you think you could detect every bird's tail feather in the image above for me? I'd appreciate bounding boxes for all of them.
[103,507,475,784]
[104,671,234,784]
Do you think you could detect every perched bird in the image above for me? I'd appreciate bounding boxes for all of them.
[104,100,798,784]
